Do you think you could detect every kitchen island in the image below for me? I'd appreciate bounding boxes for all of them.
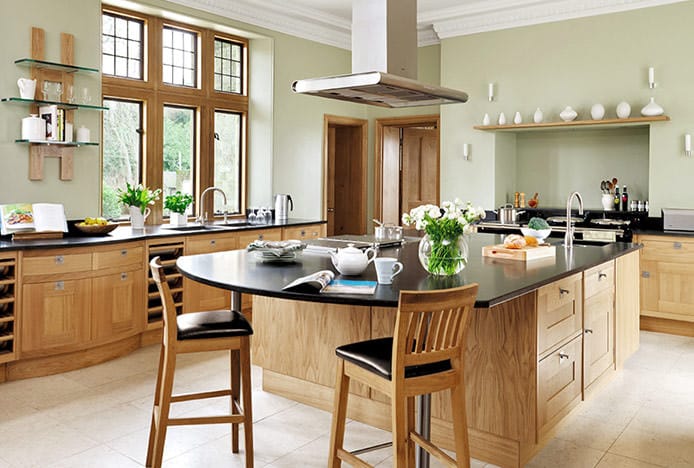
[177,233,640,468]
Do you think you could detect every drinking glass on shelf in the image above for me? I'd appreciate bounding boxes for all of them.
[65,84,74,103]
[54,83,62,102]
[42,81,50,100]
[81,87,92,105]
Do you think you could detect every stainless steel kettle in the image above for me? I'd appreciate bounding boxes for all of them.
[274,194,293,220]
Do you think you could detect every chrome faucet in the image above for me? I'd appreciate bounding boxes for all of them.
[564,191,584,248]
[198,187,228,225]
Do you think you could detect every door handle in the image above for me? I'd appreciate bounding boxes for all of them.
[327,208,335,213]
[585,328,593,334]
[559,288,570,296]
[598,272,607,280]
[558,352,570,361]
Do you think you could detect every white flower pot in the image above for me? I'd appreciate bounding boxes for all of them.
[169,212,188,226]
[129,206,151,230]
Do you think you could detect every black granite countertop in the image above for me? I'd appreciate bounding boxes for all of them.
[0,218,325,252]
[176,233,640,309]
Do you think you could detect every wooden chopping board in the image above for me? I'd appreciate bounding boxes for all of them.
[482,243,556,261]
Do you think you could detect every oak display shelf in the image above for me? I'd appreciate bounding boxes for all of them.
[14,57,99,74]
[2,96,108,111]
[474,115,670,132]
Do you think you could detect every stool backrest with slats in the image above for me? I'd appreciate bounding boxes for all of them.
[393,283,479,379]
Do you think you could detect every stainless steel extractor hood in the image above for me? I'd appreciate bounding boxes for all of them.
[291,0,468,108]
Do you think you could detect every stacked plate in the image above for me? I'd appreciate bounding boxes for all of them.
[247,239,306,263]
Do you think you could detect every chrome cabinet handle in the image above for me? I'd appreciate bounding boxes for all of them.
[55,255,64,265]
[559,288,570,296]
[210,240,216,245]
[327,208,335,213]
[121,249,127,256]
[120,272,128,280]
[258,234,264,240]
[55,281,64,291]
[674,242,683,249]
[558,352,570,360]
[300,230,306,236]
[585,329,593,334]
[598,272,607,280]
[642,271,650,278]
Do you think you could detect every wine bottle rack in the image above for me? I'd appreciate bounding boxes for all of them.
[0,255,17,364]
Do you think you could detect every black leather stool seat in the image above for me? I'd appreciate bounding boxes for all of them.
[336,337,451,380]
[177,310,253,340]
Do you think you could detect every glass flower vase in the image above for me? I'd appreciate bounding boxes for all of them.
[418,233,469,276]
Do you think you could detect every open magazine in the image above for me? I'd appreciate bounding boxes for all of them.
[0,203,68,235]
[282,270,376,294]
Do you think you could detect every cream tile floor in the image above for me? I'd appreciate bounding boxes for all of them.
[0,331,692,467]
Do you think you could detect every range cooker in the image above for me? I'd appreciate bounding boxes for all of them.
[476,207,646,244]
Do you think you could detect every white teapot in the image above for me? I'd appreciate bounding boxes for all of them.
[330,243,376,276]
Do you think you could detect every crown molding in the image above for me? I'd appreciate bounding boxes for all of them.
[159,0,685,49]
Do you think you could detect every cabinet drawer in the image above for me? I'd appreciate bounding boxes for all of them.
[537,273,582,356]
[282,225,323,241]
[23,252,92,276]
[584,261,614,299]
[93,246,144,270]
[640,238,694,263]
[538,334,582,434]
[238,229,282,247]
[186,235,239,255]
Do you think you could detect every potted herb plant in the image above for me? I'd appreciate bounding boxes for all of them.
[116,182,162,230]
[164,191,193,226]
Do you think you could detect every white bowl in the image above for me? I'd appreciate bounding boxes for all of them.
[521,227,551,241]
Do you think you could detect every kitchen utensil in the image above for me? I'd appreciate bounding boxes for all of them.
[612,177,618,186]
[497,204,525,224]
[273,194,293,220]
[528,193,539,208]
[385,225,403,240]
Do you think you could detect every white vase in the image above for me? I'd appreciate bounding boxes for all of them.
[590,103,605,120]
[533,108,543,124]
[498,112,506,125]
[559,106,578,122]
[482,113,490,125]
[616,101,631,119]
[169,212,187,226]
[641,97,664,116]
[513,111,522,124]
[601,193,614,211]
[129,205,151,230]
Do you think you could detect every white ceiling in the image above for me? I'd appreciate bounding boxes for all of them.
[169,0,685,49]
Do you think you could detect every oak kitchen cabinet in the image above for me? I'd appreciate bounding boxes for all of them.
[583,261,615,392]
[20,243,145,357]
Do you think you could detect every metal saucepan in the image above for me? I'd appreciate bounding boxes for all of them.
[497,204,525,224]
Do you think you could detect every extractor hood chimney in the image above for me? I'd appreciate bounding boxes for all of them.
[291,0,468,108]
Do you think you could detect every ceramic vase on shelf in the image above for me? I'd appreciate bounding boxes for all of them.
[591,103,605,120]
[616,101,631,119]
[418,234,469,276]
[533,108,544,123]
[513,111,522,124]
[498,112,507,125]
[129,206,151,230]
[482,113,491,126]
[559,106,578,122]
[641,97,664,116]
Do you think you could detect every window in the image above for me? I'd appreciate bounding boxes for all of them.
[163,106,195,216]
[214,111,242,213]
[102,12,143,79]
[102,98,143,218]
[214,38,243,94]
[162,26,197,87]
[102,8,248,222]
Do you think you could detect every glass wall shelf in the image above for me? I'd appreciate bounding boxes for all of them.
[1,97,108,111]
[14,58,99,74]
[15,139,99,147]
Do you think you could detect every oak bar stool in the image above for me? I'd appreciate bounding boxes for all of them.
[328,283,479,468]
[147,257,254,468]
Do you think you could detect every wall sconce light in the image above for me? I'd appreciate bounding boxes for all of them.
[463,143,471,161]
[488,83,494,102]
[685,134,691,157]
[648,67,656,89]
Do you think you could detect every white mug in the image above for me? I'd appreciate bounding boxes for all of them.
[374,257,403,285]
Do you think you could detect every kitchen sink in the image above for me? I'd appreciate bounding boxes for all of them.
[162,224,227,232]
[214,221,252,228]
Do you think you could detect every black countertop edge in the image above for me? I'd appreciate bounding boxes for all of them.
[633,228,694,237]
[176,235,641,309]
[0,218,325,252]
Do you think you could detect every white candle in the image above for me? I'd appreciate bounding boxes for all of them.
[648,67,655,87]
[463,143,470,160]
[685,134,691,153]
[488,83,494,101]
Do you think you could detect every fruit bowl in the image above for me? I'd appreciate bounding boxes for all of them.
[521,227,551,241]
[74,222,118,236]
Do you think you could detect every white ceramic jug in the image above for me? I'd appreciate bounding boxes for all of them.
[129,205,151,230]
[17,78,36,99]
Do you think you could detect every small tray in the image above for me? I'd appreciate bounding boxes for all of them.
[482,244,556,261]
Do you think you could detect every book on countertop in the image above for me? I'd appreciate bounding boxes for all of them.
[0,203,68,236]
[282,270,377,295]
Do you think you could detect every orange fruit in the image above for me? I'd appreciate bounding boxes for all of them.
[524,235,538,247]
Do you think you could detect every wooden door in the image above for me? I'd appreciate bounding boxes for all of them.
[92,268,145,341]
[21,279,91,355]
[401,127,439,214]
[324,116,367,236]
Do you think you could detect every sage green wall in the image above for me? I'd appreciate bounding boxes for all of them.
[0,0,101,218]
[440,2,694,215]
